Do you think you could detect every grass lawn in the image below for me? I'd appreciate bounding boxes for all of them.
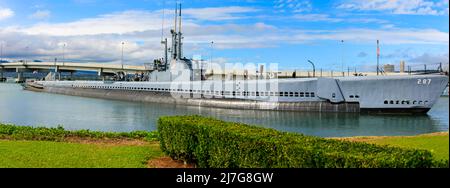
[340,132,449,161]
[0,140,164,168]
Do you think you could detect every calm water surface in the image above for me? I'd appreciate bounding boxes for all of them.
[0,83,448,137]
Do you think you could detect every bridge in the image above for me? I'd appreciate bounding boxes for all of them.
[0,62,153,82]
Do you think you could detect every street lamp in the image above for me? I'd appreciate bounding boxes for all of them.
[121,42,125,70]
[307,60,316,78]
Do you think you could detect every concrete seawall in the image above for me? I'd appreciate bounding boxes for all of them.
[26,86,360,113]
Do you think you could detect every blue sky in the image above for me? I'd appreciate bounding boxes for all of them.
[0,0,448,71]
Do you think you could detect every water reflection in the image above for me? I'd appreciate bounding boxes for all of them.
[192,107,446,137]
[0,83,448,137]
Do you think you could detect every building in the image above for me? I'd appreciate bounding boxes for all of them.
[400,61,405,73]
[384,64,395,73]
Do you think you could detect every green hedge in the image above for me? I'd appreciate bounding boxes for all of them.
[0,124,158,142]
[158,115,446,168]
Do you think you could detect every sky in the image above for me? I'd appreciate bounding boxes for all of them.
[0,0,448,72]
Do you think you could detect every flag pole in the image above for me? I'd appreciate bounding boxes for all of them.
[377,40,380,76]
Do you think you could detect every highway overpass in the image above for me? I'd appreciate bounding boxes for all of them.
[1,62,153,82]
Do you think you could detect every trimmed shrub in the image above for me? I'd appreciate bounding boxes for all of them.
[158,115,444,168]
[0,124,158,142]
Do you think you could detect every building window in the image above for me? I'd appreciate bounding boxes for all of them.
[384,100,388,104]
[350,95,354,98]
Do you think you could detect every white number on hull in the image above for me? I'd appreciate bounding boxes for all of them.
[417,79,432,85]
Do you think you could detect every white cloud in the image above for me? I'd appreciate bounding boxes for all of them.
[293,28,449,45]
[183,6,260,21]
[409,52,449,64]
[20,6,259,36]
[293,14,387,23]
[29,10,51,20]
[294,14,343,22]
[0,7,448,65]
[274,0,312,13]
[338,0,449,15]
[22,10,165,36]
[0,8,14,20]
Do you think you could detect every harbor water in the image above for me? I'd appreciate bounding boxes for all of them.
[0,83,448,137]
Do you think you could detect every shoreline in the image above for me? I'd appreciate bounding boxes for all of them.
[330,131,449,141]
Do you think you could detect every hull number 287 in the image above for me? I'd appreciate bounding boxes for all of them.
[417,79,432,85]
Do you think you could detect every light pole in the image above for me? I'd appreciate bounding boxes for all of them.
[121,42,125,70]
[307,60,316,77]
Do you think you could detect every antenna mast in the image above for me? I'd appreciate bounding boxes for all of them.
[178,3,183,59]
[161,0,165,42]
[171,4,178,60]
